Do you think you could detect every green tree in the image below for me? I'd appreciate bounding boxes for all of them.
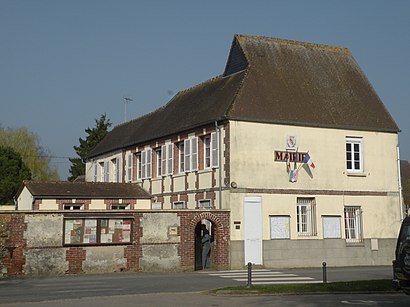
[68,114,111,181]
[0,146,32,204]
[0,127,59,181]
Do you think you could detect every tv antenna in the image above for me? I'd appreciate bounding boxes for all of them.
[123,97,133,122]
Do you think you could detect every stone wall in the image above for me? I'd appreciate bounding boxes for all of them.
[0,210,230,278]
[229,238,396,269]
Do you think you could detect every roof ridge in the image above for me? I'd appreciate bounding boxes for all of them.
[173,74,224,97]
[224,71,249,117]
[234,34,351,55]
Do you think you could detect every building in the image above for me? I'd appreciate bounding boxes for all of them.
[84,34,402,268]
[8,35,402,276]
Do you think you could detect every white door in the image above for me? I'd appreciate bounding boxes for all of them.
[244,196,262,265]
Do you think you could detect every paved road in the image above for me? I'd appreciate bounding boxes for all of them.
[1,292,410,307]
[0,266,404,306]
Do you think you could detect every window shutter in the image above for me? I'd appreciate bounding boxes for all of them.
[94,164,98,182]
[211,132,219,168]
[104,161,110,182]
[146,149,152,178]
[161,145,167,176]
[141,151,146,179]
[168,143,173,175]
[127,153,132,182]
[184,139,190,172]
[191,137,198,171]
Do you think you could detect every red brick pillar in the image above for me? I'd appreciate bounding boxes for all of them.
[6,214,27,276]
[66,247,86,274]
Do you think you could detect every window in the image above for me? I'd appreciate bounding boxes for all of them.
[204,132,219,169]
[173,201,186,209]
[136,153,142,180]
[104,161,110,182]
[139,149,152,179]
[64,204,84,210]
[198,199,212,209]
[270,216,290,239]
[93,164,98,182]
[184,137,198,172]
[156,149,162,177]
[152,202,162,209]
[322,216,342,239]
[99,162,104,182]
[112,158,119,182]
[344,206,362,243]
[161,143,174,176]
[111,204,130,210]
[178,143,185,173]
[296,198,316,236]
[346,138,363,172]
[211,132,219,168]
[127,153,132,182]
[64,218,132,245]
[204,136,211,168]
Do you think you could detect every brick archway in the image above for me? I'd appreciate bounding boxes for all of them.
[178,211,229,271]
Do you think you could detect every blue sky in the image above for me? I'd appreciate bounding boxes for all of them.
[1,0,409,179]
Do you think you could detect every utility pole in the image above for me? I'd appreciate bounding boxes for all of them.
[123,97,133,122]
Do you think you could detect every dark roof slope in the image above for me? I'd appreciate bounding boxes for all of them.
[88,34,398,158]
[89,71,245,157]
[225,35,399,132]
[20,181,151,199]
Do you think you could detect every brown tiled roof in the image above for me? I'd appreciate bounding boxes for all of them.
[20,181,151,199]
[88,34,399,158]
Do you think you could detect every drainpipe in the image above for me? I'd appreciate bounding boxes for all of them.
[397,145,404,220]
[215,121,222,210]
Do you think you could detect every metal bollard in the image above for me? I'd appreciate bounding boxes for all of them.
[247,262,252,287]
[322,262,327,284]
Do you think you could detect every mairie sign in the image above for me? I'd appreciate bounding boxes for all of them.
[274,150,307,162]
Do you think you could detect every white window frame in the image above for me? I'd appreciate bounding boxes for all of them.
[127,152,132,182]
[270,216,290,239]
[211,132,219,168]
[104,161,110,182]
[296,198,317,236]
[136,153,142,180]
[112,158,119,183]
[346,137,363,173]
[167,143,174,175]
[344,206,363,243]
[161,143,174,176]
[111,204,130,210]
[183,137,198,172]
[93,164,98,182]
[99,162,105,182]
[151,202,162,210]
[140,149,152,179]
[204,136,211,169]
[198,199,212,209]
[178,143,185,173]
[173,201,186,209]
[64,204,84,210]
[156,148,162,177]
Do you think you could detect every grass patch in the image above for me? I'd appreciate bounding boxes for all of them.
[211,279,393,295]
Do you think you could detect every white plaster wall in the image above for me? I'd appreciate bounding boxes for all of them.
[229,121,400,192]
[140,213,180,243]
[136,199,151,209]
[89,199,106,210]
[24,214,63,247]
[173,175,185,192]
[39,199,59,210]
[17,187,33,210]
[229,192,401,242]
[83,246,127,274]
